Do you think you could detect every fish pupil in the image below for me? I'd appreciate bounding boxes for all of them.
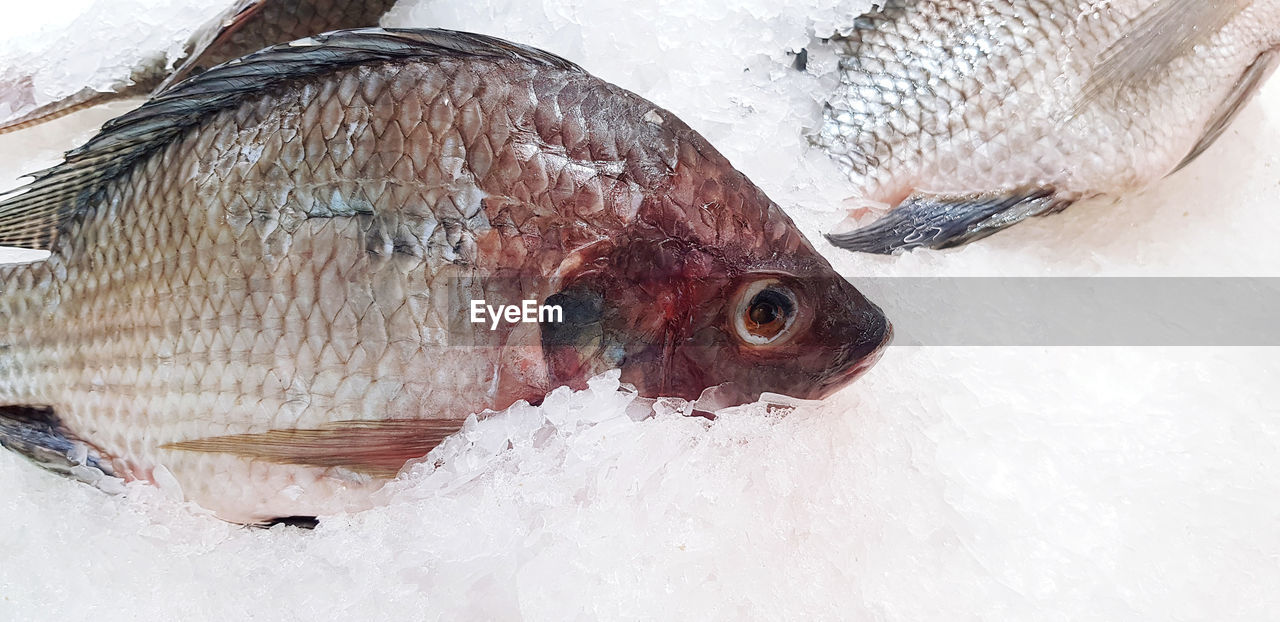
[749,300,778,325]
[747,289,793,329]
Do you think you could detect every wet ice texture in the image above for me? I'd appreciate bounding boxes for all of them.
[3,0,1280,620]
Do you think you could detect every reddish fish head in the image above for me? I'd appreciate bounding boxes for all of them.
[541,158,890,405]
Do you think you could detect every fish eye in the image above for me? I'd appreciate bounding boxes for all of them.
[733,279,798,346]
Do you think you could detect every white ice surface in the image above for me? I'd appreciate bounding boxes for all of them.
[0,0,228,121]
[2,1,1280,620]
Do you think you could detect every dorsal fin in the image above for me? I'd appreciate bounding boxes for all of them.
[0,28,583,250]
[1076,0,1248,113]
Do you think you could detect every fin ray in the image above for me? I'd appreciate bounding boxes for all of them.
[163,418,469,478]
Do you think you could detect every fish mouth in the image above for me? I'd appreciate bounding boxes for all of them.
[817,319,893,397]
[690,319,893,408]
[855,321,893,373]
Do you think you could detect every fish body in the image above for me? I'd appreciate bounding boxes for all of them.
[816,0,1280,253]
[0,29,888,523]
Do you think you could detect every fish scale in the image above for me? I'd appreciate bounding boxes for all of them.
[3,58,607,520]
[0,29,889,522]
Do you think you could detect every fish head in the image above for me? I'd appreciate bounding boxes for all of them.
[693,265,892,405]
[541,162,890,406]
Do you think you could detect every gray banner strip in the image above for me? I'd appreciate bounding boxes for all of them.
[849,278,1280,346]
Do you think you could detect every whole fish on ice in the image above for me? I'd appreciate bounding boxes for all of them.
[815,0,1280,253]
[0,29,889,523]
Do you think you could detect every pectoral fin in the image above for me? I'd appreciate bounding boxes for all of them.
[1077,0,1248,115]
[826,188,1070,254]
[163,418,470,478]
[1173,48,1280,174]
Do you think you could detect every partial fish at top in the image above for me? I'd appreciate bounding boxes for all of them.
[0,0,397,134]
[813,0,1280,253]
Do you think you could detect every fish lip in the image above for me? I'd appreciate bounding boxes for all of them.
[849,321,894,377]
[816,319,893,396]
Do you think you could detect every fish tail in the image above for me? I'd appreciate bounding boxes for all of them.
[826,188,1069,254]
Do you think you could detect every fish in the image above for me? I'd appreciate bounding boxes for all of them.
[0,29,890,524]
[813,0,1280,253]
[0,0,397,134]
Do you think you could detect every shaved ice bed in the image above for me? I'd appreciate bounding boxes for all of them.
[3,1,1280,620]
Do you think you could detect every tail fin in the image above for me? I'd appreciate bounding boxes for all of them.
[826,188,1070,254]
